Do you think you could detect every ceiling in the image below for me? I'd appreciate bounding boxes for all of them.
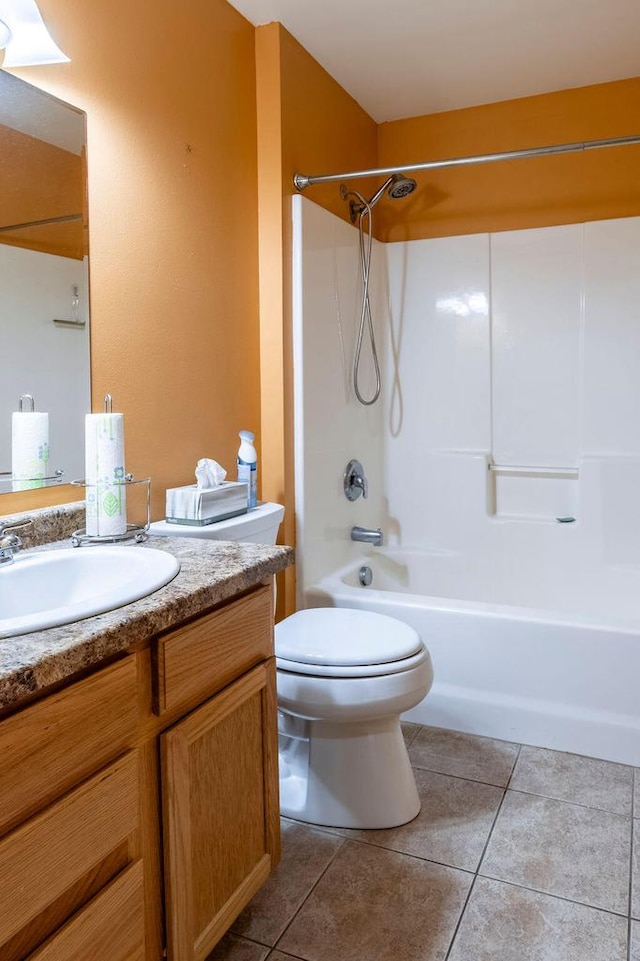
[228,0,640,123]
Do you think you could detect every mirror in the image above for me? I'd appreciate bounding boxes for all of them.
[0,69,90,492]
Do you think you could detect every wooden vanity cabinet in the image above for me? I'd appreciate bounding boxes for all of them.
[162,660,280,961]
[153,581,280,961]
[0,578,281,961]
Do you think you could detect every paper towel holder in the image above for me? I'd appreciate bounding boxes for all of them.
[70,474,151,547]
[19,393,35,412]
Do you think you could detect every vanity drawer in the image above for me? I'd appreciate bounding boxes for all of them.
[0,656,137,836]
[0,751,139,954]
[27,861,145,961]
[154,583,273,715]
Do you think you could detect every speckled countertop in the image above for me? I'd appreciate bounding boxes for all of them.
[0,533,294,712]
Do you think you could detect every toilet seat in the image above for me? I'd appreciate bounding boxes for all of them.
[276,646,429,679]
[275,607,422,674]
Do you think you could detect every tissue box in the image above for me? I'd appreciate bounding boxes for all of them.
[165,481,248,526]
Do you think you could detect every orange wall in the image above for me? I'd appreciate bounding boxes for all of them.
[377,77,640,241]
[3,0,260,519]
[255,23,378,612]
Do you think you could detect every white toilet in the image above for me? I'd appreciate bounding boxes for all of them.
[150,503,433,830]
[276,608,432,829]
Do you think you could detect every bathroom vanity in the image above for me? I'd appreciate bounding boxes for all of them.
[0,509,293,961]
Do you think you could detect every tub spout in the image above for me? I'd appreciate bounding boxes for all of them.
[351,526,383,547]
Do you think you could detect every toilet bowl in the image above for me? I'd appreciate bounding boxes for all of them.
[150,506,433,829]
[276,607,433,830]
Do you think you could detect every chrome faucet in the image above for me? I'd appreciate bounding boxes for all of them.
[0,519,33,566]
[351,526,384,547]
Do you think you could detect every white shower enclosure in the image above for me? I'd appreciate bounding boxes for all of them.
[292,195,640,764]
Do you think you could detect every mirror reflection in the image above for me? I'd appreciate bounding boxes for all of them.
[0,70,90,492]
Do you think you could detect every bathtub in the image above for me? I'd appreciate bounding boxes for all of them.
[305,550,640,766]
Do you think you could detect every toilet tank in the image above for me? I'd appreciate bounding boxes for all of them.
[148,502,284,545]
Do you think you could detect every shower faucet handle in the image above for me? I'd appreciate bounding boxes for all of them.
[344,459,368,501]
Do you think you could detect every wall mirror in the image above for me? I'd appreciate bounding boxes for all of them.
[0,69,90,493]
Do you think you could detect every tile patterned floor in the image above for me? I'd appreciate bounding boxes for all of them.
[208,724,639,961]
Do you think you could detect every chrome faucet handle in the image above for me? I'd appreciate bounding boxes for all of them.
[344,459,368,501]
[0,519,32,565]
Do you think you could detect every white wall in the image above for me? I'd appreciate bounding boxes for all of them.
[292,196,386,599]
[0,245,90,483]
[295,202,640,609]
[383,216,640,606]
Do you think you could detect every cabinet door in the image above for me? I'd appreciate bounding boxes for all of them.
[161,659,280,961]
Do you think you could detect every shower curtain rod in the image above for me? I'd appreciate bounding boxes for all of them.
[293,134,640,191]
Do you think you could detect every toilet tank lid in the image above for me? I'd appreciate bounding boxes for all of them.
[275,608,422,667]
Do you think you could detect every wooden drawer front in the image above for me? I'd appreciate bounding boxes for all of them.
[28,861,145,961]
[155,584,273,715]
[0,656,137,836]
[0,752,139,951]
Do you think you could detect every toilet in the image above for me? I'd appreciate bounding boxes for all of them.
[276,608,432,829]
[150,503,433,830]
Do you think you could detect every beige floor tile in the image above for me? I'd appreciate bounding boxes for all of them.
[448,877,628,961]
[268,954,303,961]
[277,840,472,961]
[510,745,633,815]
[409,726,519,786]
[480,790,631,913]
[631,920,640,961]
[335,768,503,871]
[633,819,640,919]
[231,821,344,946]
[206,934,270,961]
[402,721,421,747]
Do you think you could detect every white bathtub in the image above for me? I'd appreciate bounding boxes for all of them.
[305,550,640,765]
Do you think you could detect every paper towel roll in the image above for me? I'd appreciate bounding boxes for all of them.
[84,413,127,537]
[12,412,49,489]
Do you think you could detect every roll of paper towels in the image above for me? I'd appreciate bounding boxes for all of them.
[12,411,49,489]
[84,413,127,536]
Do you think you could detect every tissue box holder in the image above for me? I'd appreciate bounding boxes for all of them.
[166,481,248,526]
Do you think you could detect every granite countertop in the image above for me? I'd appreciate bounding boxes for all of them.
[0,535,294,712]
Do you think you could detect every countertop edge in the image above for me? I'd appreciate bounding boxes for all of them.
[0,536,294,713]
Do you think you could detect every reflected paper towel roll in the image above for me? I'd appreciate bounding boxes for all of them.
[84,413,127,536]
[12,412,49,489]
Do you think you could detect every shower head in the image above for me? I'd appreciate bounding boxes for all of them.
[387,172,417,199]
[341,171,417,222]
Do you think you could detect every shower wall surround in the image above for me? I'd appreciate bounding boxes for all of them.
[293,195,640,605]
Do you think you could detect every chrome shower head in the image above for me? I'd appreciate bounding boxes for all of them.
[387,172,417,199]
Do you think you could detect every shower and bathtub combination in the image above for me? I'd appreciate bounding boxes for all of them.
[291,145,640,773]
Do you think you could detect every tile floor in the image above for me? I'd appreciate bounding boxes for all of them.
[208,724,639,961]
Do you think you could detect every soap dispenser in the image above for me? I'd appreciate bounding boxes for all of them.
[237,430,257,509]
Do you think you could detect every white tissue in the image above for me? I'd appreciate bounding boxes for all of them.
[12,411,49,489]
[195,458,227,490]
[84,413,127,537]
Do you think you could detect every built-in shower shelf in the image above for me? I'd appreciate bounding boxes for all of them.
[488,463,579,478]
[488,460,578,521]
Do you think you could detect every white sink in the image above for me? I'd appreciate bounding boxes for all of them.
[0,546,180,639]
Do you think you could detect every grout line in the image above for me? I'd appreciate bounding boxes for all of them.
[408,761,517,791]
[478,872,632,921]
[504,785,633,820]
[271,828,346,951]
[443,874,478,961]
[475,749,517,876]
[314,832,477,876]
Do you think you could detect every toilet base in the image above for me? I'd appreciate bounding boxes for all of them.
[278,714,420,829]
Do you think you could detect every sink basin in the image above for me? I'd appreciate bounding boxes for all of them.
[0,546,180,639]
